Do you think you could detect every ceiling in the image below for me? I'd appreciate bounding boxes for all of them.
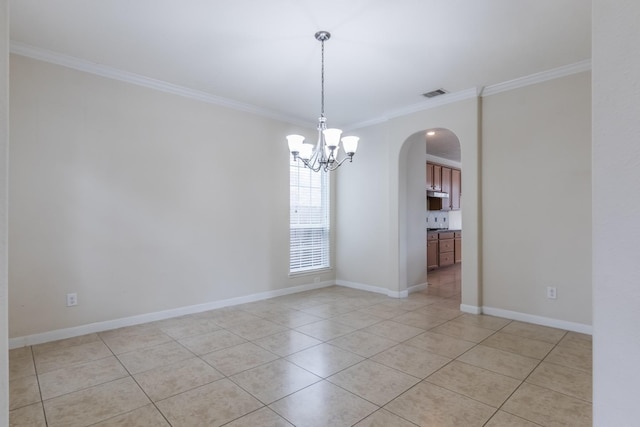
[9,1,591,150]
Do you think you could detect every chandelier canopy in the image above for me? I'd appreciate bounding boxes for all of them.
[287,31,359,172]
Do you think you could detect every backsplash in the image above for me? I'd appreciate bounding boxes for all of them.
[426,210,462,230]
[426,211,448,229]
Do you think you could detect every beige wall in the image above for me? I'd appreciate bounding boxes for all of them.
[1,0,8,422]
[9,55,334,339]
[593,1,640,423]
[482,72,592,326]
[336,97,481,306]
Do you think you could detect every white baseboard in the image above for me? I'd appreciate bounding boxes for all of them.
[407,282,428,294]
[9,280,334,349]
[482,306,593,335]
[460,304,482,314]
[335,279,394,296]
[335,279,427,299]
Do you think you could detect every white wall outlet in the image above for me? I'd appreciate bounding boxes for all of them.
[66,293,78,307]
[546,286,557,300]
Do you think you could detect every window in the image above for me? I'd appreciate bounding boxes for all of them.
[289,158,330,273]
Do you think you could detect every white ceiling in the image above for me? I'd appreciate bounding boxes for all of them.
[9,0,591,156]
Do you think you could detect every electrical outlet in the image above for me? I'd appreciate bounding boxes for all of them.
[314,277,321,284]
[66,293,78,307]
[546,286,557,300]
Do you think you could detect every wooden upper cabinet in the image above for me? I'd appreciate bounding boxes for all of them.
[451,168,461,210]
[426,163,434,190]
[427,163,442,191]
[441,167,452,211]
[432,164,442,191]
[427,162,461,211]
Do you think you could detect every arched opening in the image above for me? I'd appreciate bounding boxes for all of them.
[398,126,477,311]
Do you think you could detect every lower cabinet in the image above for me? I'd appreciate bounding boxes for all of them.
[454,231,462,263]
[427,233,439,270]
[427,230,461,270]
[438,232,455,267]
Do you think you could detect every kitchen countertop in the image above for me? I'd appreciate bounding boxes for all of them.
[427,229,461,233]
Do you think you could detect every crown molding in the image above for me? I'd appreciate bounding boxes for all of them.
[481,59,592,97]
[10,41,312,128]
[345,88,478,131]
[11,41,591,129]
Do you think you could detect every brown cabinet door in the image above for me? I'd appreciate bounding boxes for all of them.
[441,167,451,210]
[451,169,461,210]
[439,252,454,267]
[432,164,442,191]
[455,237,462,263]
[427,240,439,270]
[426,163,434,190]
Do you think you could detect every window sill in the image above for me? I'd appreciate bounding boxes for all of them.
[288,267,333,278]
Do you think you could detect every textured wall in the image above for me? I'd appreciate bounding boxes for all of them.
[593,1,640,423]
[482,72,592,326]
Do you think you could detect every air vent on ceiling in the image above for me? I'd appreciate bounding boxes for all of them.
[422,88,448,98]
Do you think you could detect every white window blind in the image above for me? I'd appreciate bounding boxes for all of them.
[289,158,330,273]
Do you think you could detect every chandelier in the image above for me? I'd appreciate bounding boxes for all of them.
[287,31,359,172]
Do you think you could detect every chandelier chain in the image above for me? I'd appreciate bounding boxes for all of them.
[320,37,325,118]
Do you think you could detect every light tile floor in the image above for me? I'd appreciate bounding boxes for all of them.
[8,264,592,426]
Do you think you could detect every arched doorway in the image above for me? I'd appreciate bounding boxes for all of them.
[394,117,480,313]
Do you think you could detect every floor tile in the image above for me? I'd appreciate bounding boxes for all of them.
[384,381,495,427]
[39,356,129,399]
[134,357,224,401]
[9,348,35,380]
[377,298,429,311]
[230,359,321,404]
[502,383,592,426]
[430,321,496,343]
[286,343,364,377]
[43,377,150,427]
[270,380,377,427]
[480,331,555,359]
[92,404,171,426]
[328,360,420,406]
[357,304,410,320]
[99,326,173,354]
[300,303,354,318]
[204,309,262,329]
[426,360,520,407]
[361,320,425,342]
[32,333,102,355]
[294,319,356,341]
[484,410,540,426]
[457,344,540,380]
[390,311,448,330]
[354,409,418,427]
[33,340,113,373]
[332,311,384,329]
[329,331,397,358]
[501,321,566,344]
[156,379,263,427]
[226,318,288,341]
[156,315,221,339]
[201,342,279,376]
[178,329,246,355]
[224,407,294,427]
[404,331,475,358]
[544,340,592,372]
[253,330,322,357]
[9,402,46,427]
[416,305,463,321]
[450,313,512,331]
[116,341,194,374]
[260,310,324,328]
[371,343,451,379]
[526,361,592,401]
[9,375,40,410]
